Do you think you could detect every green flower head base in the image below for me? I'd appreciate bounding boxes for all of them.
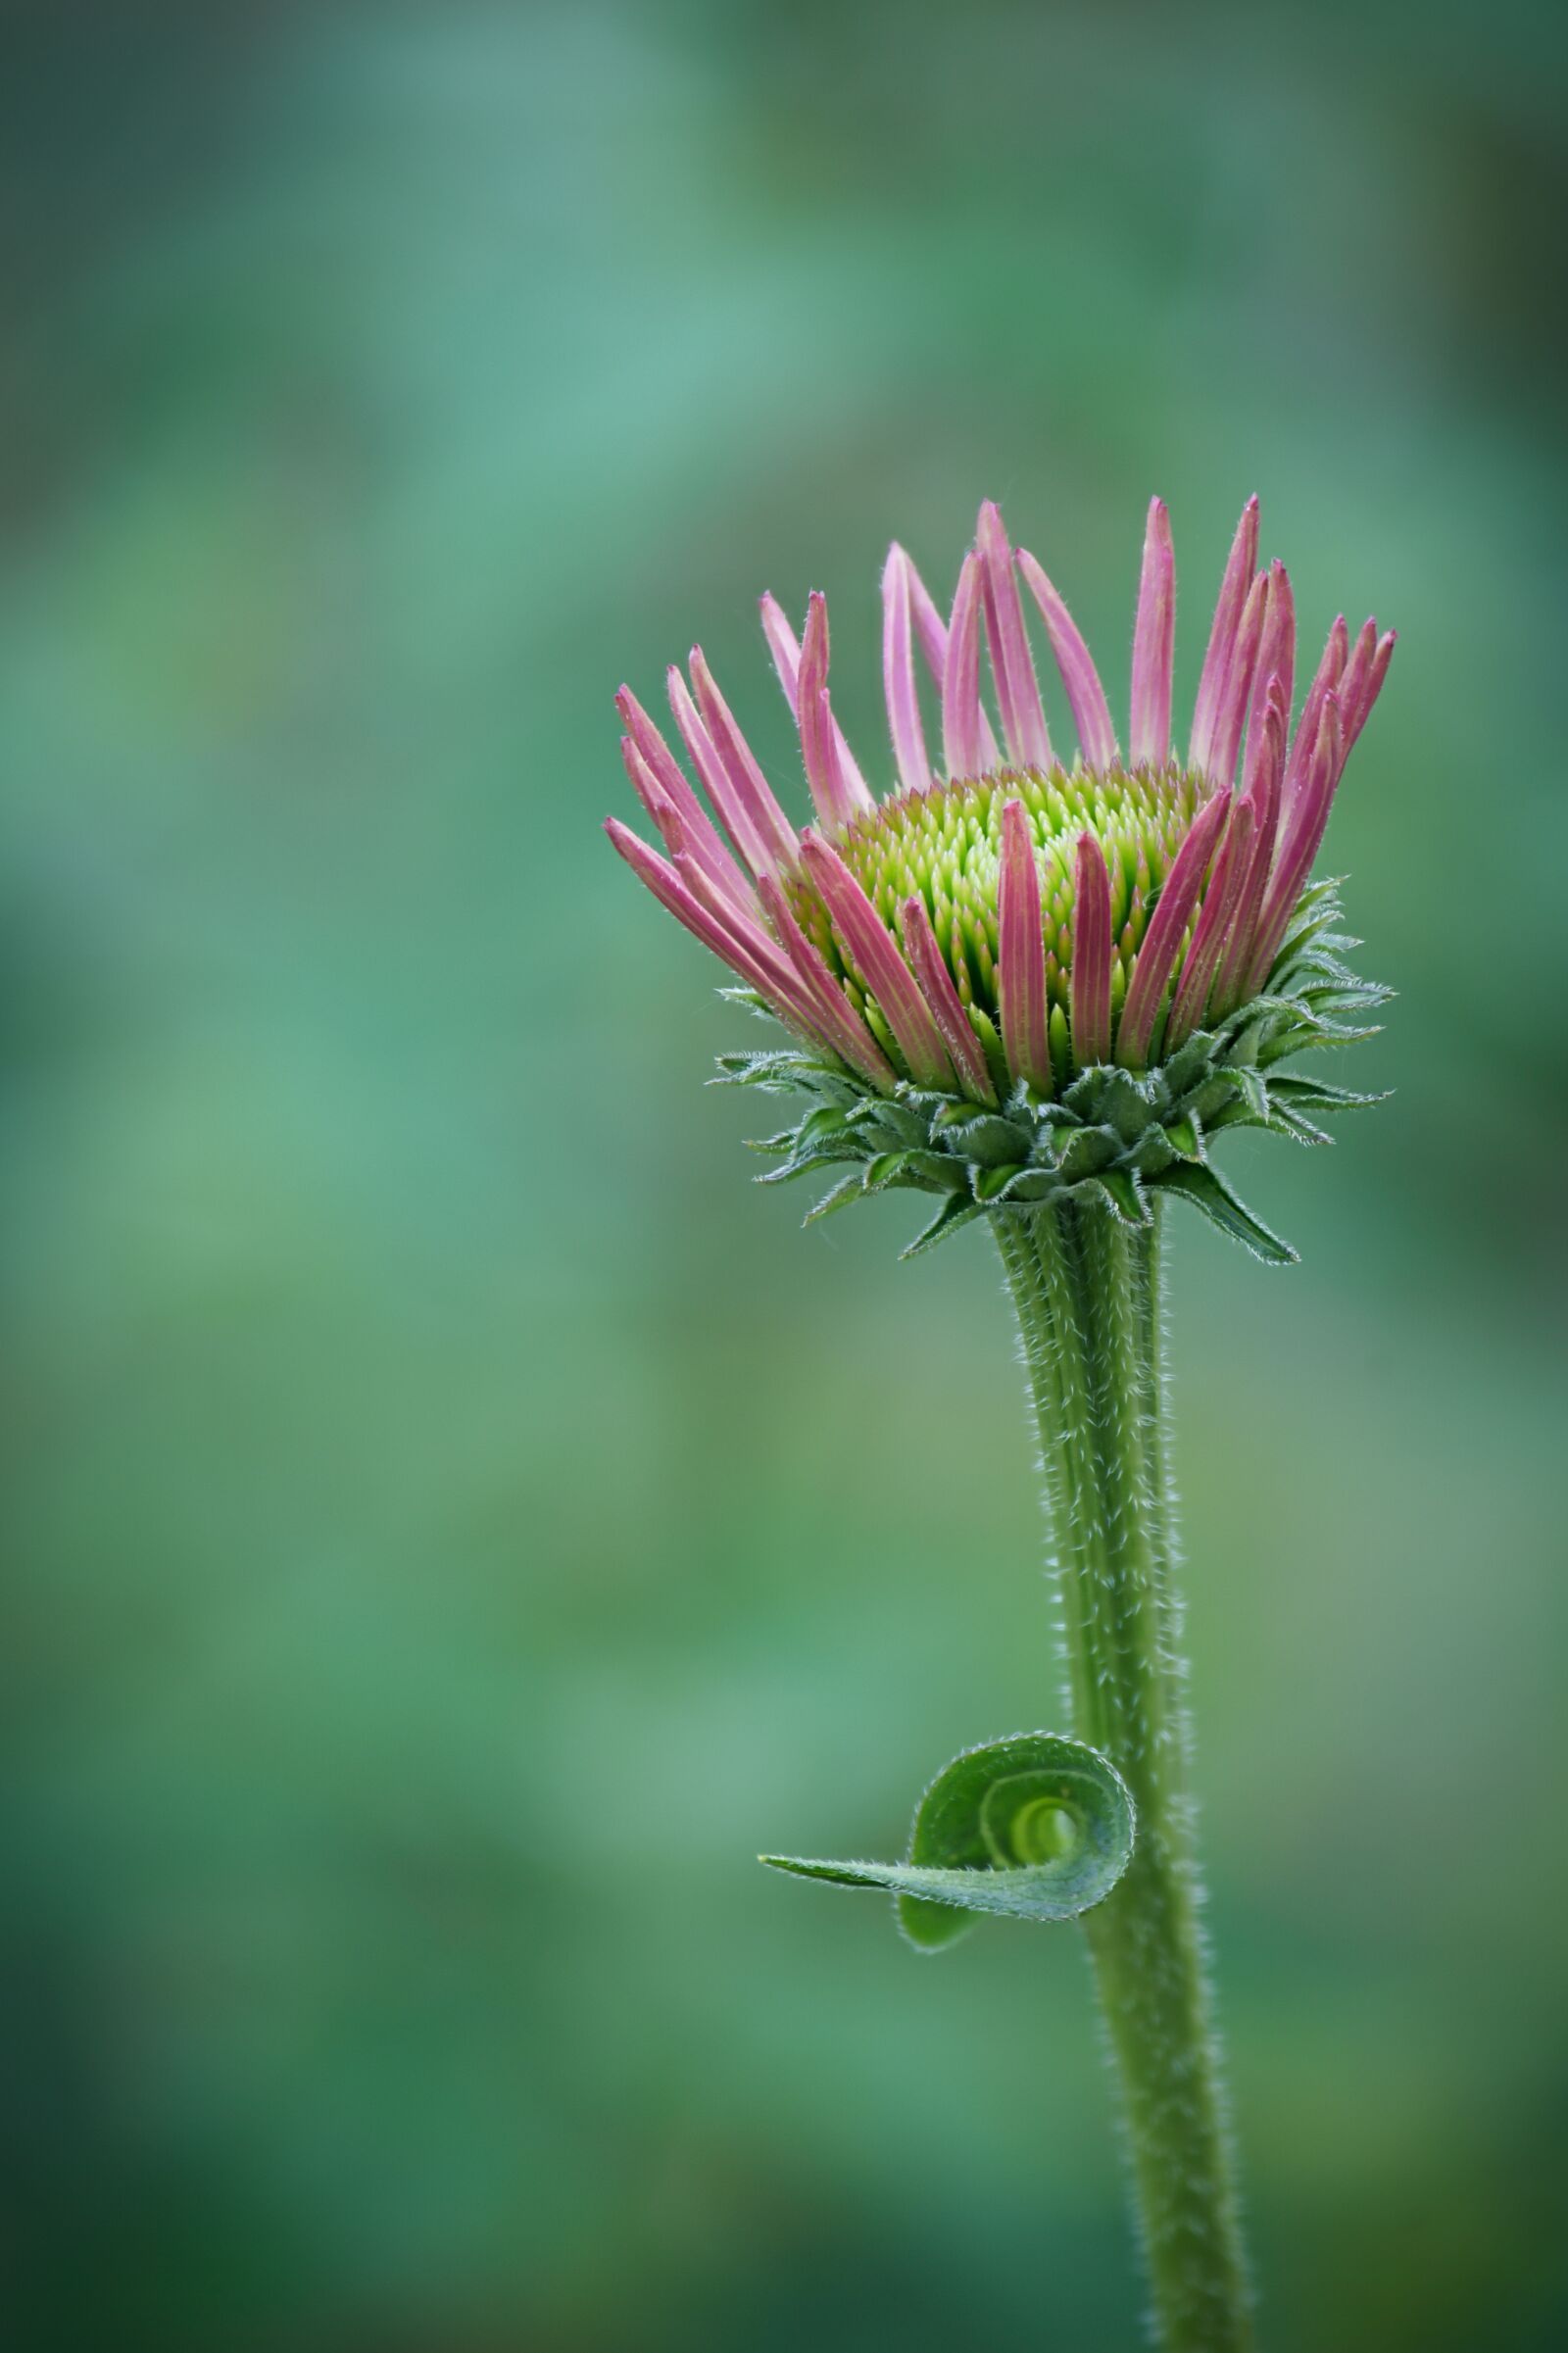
[606,496,1395,1260]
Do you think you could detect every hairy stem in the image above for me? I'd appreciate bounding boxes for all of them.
[994,1198,1253,2352]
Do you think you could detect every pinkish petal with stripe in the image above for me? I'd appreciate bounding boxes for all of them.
[690,646,808,870]
[1129,497,1176,767]
[799,831,956,1090]
[1190,497,1259,773]
[1205,569,1269,794]
[900,893,998,1103]
[998,799,1053,1092]
[882,546,932,799]
[977,500,1053,769]
[1016,549,1118,771]
[943,553,988,782]
[1070,831,1113,1068]
[1117,789,1232,1067]
[1166,796,1255,1048]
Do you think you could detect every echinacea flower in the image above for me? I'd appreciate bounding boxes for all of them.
[607,496,1393,1262]
[603,490,1396,2353]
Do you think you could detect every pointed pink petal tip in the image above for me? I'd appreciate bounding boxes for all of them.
[882,544,932,799]
[976,500,1053,769]
[791,593,874,827]
[1191,495,1262,772]
[1015,546,1118,772]
[758,594,802,712]
[942,551,987,781]
[1129,497,1176,768]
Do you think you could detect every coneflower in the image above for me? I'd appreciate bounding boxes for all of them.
[606,494,1394,2353]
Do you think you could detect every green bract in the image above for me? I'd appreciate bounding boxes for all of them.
[726,880,1388,1265]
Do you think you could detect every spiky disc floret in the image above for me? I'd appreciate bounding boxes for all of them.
[788,759,1207,1093]
[607,493,1394,1254]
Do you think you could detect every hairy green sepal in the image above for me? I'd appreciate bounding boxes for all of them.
[719,887,1388,1263]
[761,1732,1135,1950]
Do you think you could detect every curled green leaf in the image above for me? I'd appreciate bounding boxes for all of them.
[761,1733,1135,1951]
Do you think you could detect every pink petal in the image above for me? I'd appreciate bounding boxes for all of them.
[796,594,874,832]
[809,686,862,835]
[616,705,753,910]
[667,663,773,880]
[899,893,997,1103]
[1279,616,1365,860]
[799,831,956,1089]
[670,846,844,1043]
[690,646,808,870]
[900,544,952,679]
[796,598,841,819]
[1129,496,1176,768]
[976,500,1053,768]
[942,552,987,780]
[1245,692,1344,992]
[998,799,1053,1092]
[754,870,897,1089]
[605,816,821,1042]
[616,682,690,806]
[1210,703,1285,1017]
[882,546,932,799]
[1190,497,1259,774]
[1339,625,1396,765]
[619,732,679,848]
[1070,831,1113,1067]
[1165,795,1255,1048]
[1281,614,1348,821]
[677,852,887,1074]
[1327,618,1376,756]
[765,592,873,809]
[1205,568,1268,793]
[1241,670,1288,803]
[1116,789,1233,1067]
[1016,549,1119,771]
[897,544,1001,770]
[759,593,802,711]
[1248,562,1296,767]
[672,846,890,1084]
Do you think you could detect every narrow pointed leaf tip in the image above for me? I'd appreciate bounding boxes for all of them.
[761,1733,1135,1951]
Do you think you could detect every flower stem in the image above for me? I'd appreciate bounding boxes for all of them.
[994,1199,1254,2352]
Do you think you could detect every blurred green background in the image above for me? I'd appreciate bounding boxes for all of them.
[3,3,1566,2347]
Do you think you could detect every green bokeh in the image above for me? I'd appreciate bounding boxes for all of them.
[3,4,1565,2347]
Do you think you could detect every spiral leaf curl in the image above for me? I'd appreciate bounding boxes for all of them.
[761,1733,1135,1950]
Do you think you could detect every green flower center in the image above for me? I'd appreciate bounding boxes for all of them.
[791,760,1206,1045]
